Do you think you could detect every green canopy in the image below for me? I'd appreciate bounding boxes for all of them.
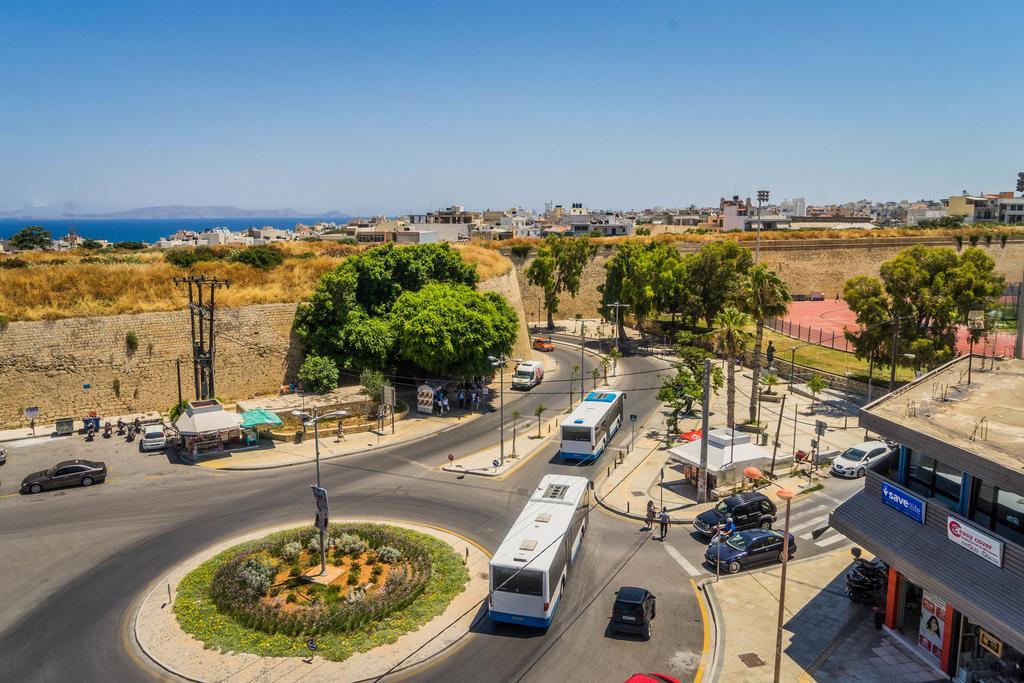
[240,408,283,429]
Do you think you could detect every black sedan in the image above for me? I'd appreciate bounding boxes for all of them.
[21,459,107,494]
[704,529,796,574]
[609,586,656,640]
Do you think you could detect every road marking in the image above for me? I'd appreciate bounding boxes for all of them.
[789,516,829,535]
[814,532,850,548]
[690,578,709,683]
[0,493,19,499]
[664,542,700,576]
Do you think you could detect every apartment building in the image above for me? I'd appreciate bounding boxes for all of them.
[830,356,1024,680]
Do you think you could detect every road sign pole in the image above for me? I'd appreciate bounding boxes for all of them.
[698,359,711,503]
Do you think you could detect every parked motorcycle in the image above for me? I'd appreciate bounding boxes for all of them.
[847,547,887,602]
[116,418,126,436]
[103,421,112,438]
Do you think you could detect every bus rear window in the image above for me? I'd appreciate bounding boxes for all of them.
[492,567,543,596]
[561,426,591,442]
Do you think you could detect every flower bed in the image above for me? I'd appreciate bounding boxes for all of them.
[174,523,469,660]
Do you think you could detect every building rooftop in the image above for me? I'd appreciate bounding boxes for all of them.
[865,356,1024,478]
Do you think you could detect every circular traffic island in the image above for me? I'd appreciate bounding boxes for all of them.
[137,521,486,681]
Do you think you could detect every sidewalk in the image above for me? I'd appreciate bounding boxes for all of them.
[0,410,163,444]
[441,414,560,477]
[707,549,944,682]
[191,410,485,470]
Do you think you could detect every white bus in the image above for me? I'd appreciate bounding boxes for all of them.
[489,474,591,628]
[559,389,626,461]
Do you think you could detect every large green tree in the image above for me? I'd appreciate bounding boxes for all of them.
[599,241,687,339]
[844,246,1005,372]
[390,283,518,378]
[687,241,754,327]
[711,306,753,428]
[293,243,482,373]
[9,225,52,250]
[525,235,597,329]
[738,265,791,423]
[657,332,724,430]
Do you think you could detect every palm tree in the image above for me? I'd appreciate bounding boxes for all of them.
[712,306,754,429]
[590,367,601,388]
[534,403,546,438]
[739,265,791,424]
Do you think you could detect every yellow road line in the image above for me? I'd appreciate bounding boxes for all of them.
[0,493,19,499]
[691,578,710,683]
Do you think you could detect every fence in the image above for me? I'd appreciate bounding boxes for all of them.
[766,317,853,352]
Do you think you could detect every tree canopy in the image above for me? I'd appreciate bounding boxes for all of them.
[843,245,1005,370]
[525,235,597,328]
[294,243,512,379]
[657,331,723,428]
[9,225,52,250]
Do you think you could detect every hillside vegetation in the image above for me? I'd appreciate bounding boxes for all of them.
[0,241,510,322]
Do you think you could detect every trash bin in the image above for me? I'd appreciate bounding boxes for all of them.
[83,416,101,432]
[294,431,304,444]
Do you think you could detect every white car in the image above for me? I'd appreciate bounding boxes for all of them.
[140,427,167,451]
[830,441,892,478]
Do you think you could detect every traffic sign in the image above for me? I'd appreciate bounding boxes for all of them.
[492,459,500,468]
[382,384,396,407]
[630,414,637,422]
[815,420,827,436]
[448,453,454,462]
[24,407,40,420]
[306,638,318,652]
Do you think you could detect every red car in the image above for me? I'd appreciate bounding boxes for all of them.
[532,337,555,352]
[624,674,681,683]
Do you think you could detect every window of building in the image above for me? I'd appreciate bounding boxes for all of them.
[906,452,962,511]
[970,480,1024,548]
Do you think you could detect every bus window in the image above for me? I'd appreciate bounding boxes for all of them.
[492,567,543,596]
[561,427,591,442]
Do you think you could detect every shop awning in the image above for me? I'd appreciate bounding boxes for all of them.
[240,408,283,429]
[173,407,243,436]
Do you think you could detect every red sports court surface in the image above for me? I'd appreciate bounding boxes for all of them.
[781,300,1016,357]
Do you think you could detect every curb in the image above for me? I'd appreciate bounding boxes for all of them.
[193,412,484,471]
[696,578,725,682]
[441,432,556,479]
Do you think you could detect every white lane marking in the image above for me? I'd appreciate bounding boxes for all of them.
[663,542,700,576]
[815,533,851,547]
[789,516,830,535]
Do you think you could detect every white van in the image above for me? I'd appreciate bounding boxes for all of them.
[512,360,544,390]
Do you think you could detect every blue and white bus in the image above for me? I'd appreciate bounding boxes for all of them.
[559,389,626,461]
[488,474,591,628]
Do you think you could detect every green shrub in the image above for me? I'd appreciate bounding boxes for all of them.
[168,399,190,421]
[238,556,277,595]
[359,369,384,401]
[335,533,367,556]
[79,239,103,249]
[347,572,360,586]
[164,246,220,268]
[226,245,285,270]
[297,354,339,394]
[307,537,322,553]
[510,244,531,259]
[280,541,302,561]
[0,258,29,269]
[113,241,146,250]
[125,331,139,352]
[377,546,402,564]
[286,593,297,604]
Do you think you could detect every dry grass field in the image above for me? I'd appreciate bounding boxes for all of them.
[0,241,511,322]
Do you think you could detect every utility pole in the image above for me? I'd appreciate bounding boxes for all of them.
[756,190,769,264]
[489,355,507,466]
[1015,272,1024,360]
[888,314,899,392]
[773,490,795,683]
[608,301,630,353]
[698,359,711,503]
[176,358,183,407]
[174,276,230,400]
[580,320,586,399]
[769,394,787,478]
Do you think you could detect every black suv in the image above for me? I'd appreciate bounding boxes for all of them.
[609,586,656,640]
[692,491,776,539]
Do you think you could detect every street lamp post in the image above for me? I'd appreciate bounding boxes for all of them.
[489,355,508,467]
[580,320,586,399]
[756,190,769,264]
[292,408,346,576]
[609,301,630,353]
[744,466,795,683]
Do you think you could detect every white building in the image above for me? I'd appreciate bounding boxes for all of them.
[779,197,806,217]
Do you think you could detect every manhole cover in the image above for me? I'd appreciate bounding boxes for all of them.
[738,652,766,668]
[631,491,646,497]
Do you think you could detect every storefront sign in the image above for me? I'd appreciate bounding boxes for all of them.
[947,516,1003,567]
[979,628,1003,658]
[917,592,945,661]
[881,482,926,525]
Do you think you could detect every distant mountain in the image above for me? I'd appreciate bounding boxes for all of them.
[0,205,352,220]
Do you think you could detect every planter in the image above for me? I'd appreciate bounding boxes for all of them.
[736,423,767,435]
[759,393,783,403]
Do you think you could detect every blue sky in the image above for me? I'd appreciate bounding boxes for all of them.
[1,1,1022,215]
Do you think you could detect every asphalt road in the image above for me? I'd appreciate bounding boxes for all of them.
[0,338,859,682]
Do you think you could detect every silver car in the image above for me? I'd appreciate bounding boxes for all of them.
[140,427,167,451]
[830,441,891,478]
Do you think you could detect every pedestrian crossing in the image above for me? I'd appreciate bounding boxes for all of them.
[789,502,852,550]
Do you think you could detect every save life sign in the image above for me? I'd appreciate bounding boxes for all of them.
[947,516,1003,567]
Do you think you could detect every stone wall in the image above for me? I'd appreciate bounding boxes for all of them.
[510,236,1024,321]
[0,304,303,428]
[0,269,531,428]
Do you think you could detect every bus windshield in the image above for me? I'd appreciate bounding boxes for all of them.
[492,566,543,596]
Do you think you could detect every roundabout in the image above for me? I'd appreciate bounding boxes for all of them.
[135,520,489,682]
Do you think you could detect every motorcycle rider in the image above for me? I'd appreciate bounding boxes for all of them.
[714,517,737,543]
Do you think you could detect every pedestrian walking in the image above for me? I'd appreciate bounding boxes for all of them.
[659,508,669,540]
[335,419,345,442]
[458,388,465,410]
[645,500,656,531]
[29,419,36,435]
[441,392,450,415]
[766,340,776,369]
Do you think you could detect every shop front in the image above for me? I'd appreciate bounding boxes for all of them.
[172,400,244,456]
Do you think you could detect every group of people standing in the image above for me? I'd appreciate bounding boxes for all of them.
[433,379,490,415]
